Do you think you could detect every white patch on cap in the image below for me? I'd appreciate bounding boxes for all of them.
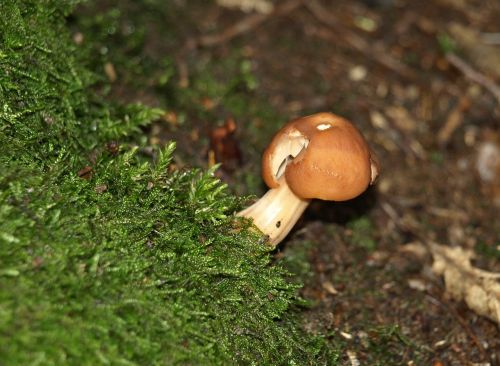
[316,123,332,130]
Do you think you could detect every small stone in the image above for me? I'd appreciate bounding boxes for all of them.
[349,65,367,81]
[370,110,389,129]
[340,331,353,340]
[408,278,427,292]
[73,32,84,45]
[434,339,447,348]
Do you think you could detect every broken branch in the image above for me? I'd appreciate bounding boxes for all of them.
[446,53,500,105]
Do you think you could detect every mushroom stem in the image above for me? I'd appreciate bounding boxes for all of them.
[237,179,310,246]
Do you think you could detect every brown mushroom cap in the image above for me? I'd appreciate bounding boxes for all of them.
[262,112,378,201]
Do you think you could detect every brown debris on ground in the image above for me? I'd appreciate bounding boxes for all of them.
[126,0,500,363]
[187,0,499,363]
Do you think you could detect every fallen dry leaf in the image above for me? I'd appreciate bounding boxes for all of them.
[208,117,242,172]
[430,242,500,324]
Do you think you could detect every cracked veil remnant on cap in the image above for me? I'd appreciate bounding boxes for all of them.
[262,112,379,201]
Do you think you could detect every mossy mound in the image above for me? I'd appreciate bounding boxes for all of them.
[0,1,333,364]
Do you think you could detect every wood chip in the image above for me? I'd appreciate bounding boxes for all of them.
[346,350,360,366]
[385,106,417,133]
[437,96,470,146]
[408,278,427,292]
[216,0,274,14]
[370,110,389,130]
[340,331,353,340]
[104,62,117,82]
[321,281,339,295]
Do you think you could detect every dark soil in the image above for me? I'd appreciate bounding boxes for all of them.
[80,0,500,364]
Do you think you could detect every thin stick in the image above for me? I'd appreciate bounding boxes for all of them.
[305,0,417,80]
[197,0,303,47]
[380,201,490,360]
[437,96,470,146]
[425,292,488,360]
[176,0,303,87]
[446,53,500,104]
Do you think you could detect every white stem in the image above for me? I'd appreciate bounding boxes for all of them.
[237,181,310,246]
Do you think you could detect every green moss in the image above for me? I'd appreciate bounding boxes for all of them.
[73,0,286,196]
[0,1,335,364]
[279,240,315,285]
[347,217,377,252]
[363,325,425,365]
[429,151,445,166]
[437,33,458,55]
[475,241,500,260]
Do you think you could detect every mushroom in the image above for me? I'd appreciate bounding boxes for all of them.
[238,112,379,246]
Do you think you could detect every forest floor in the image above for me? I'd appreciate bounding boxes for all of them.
[78,0,499,364]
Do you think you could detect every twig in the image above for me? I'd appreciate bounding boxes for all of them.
[425,292,488,360]
[437,96,470,146]
[480,32,500,45]
[175,53,190,88]
[176,0,303,87]
[379,201,490,360]
[446,53,500,105]
[180,0,417,86]
[197,0,303,47]
[305,0,417,80]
